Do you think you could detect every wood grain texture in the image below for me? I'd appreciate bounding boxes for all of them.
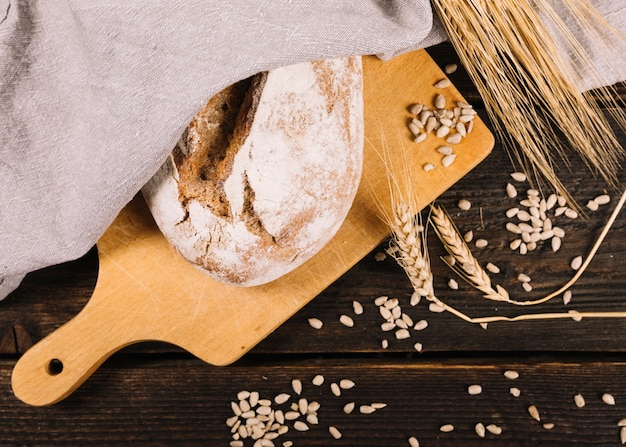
[1,42,625,445]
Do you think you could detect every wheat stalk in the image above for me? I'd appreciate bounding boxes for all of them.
[431,0,626,207]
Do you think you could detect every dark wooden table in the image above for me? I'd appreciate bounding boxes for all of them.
[2,43,626,446]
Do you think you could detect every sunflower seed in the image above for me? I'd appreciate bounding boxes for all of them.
[374,296,388,306]
[360,405,376,414]
[414,319,428,331]
[284,411,300,420]
[423,162,435,172]
[292,379,302,396]
[437,145,453,155]
[506,183,518,198]
[434,78,452,88]
[551,236,562,252]
[486,262,501,273]
[306,413,318,425]
[339,315,354,327]
[504,370,519,380]
[395,328,411,340]
[409,103,423,115]
[231,401,243,416]
[293,421,309,432]
[308,318,323,329]
[352,300,364,315]
[463,230,474,242]
[475,422,486,437]
[574,393,585,408]
[429,302,445,313]
[506,207,519,218]
[486,424,503,435]
[587,200,600,211]
[571,256,583,271]
[595,194,611,205]
[563,290,572,305]
[440,424,455,433]
[339,379,355,390]
[446,134,463,145]
[603,393,616,405]
[436,125,451,138]
[408,436,420,447]
[621,426,626,444]
[475,239,488,248]
[329,426,342,439]
[528,405,541,421]
[434,94,446,109]
[448,278,459,290]
[274,393,290,405]
[330,383,341,397]
[384,298,399,309]
[298,398,308,415]
[517,273,531,283]
[408,121,422,136]
[517,210,531,221]
[458,199,472,210]
[510,172,527,182]
[342,402,355,414]
[510,387,521,397]
[414,342,423,352]
[381,322,395,331]
[468,384,483,395]
[569,310,583,321]
[312,375,324,386]
[506,222,521,234]
[444,64,458,74]
[425,116,437,133]
[414,133,427,144]
[442,153,457,167]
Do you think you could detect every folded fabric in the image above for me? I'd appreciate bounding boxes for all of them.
[0,0,624,300]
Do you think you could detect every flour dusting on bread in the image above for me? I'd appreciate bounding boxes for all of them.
[143,56,364,286]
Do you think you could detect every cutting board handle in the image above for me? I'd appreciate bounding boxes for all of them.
[11,304,134,406]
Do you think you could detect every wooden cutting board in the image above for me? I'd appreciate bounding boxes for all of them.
[11,50,494,406]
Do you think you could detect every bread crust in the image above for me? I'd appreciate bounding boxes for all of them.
[143,56,363,286]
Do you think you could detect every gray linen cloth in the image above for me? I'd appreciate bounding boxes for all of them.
[1,1,625,300]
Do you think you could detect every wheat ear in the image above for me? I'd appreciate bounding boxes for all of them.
[429,204,513,303]
[431,0,625,207]
[386,201,435,300]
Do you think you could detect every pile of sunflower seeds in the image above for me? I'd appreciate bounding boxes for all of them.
[227,376,386,446]
[407,78,477,171]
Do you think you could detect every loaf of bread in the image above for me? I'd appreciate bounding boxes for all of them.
[142,56,364,286]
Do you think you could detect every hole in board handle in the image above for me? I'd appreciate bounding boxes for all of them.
[46,358,64,376]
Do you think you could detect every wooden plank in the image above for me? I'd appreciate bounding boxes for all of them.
[3,358,626,445]
[10,50,494,406]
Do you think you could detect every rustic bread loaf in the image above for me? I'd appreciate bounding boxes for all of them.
[142,56,364,286]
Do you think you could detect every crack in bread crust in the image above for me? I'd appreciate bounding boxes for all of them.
[172,73,268,221]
